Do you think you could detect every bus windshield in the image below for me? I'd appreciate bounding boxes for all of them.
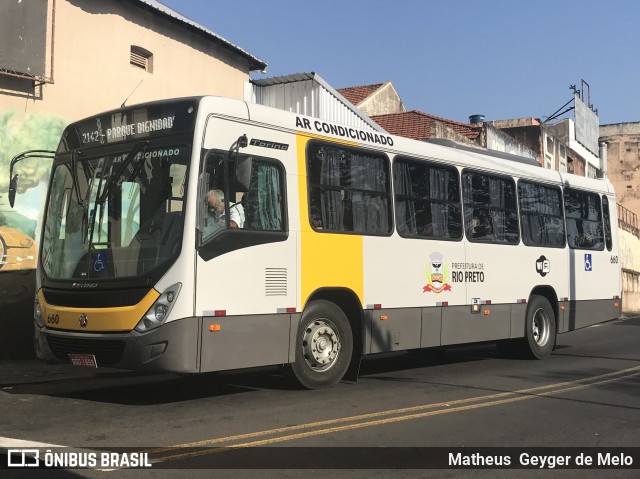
[41,143,189,280]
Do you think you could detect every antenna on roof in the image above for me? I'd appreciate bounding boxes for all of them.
[121,79,144,108]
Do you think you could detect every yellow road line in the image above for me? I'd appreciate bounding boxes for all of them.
[150,365,640,463]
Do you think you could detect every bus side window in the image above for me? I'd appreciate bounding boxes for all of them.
[307,142,392,235]
[243,160,285,232]
[518,181,565,248]
[200,151,286,242]
[564,188,604,250]
[393,158,462,240]
[602,195,613,251]
[462,171,519,244]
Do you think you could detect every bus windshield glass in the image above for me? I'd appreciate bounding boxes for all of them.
[41,144,189,280]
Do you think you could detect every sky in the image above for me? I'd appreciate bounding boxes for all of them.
[159,0,640,126]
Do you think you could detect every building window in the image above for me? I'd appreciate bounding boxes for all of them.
[130,46,153,73]
[546,136,554,155]
[559,144,567,172]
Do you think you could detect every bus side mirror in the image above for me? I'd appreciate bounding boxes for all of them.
[235,156,252,192]
[8,175,18,208]
[7,149,55,208]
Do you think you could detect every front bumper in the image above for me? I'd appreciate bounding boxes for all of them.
[34,317,201,373]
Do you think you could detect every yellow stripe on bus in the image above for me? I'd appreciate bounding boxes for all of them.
[38,288,159,332]
[296,134,364,309]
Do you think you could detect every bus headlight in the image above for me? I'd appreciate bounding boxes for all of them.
[135,283,182,333]
[34,292,44,328]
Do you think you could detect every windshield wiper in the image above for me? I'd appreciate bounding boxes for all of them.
[69,150,93,244]
[96,140,149,205]
[96,163,115,243]
[71,150,85,207]
[80,142,147,245]
[87,165,107,246]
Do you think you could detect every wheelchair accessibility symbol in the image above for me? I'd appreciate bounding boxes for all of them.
[93,252,106,272]
[584,253,593,272]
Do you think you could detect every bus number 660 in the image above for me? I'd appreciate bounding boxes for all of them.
[47,314,60,324]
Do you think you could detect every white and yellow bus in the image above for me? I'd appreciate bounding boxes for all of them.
[25,96,622,388]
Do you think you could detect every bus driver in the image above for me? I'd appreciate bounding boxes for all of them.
[207,189,245,229]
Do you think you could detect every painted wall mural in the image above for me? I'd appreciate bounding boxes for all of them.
[0,111,66,272]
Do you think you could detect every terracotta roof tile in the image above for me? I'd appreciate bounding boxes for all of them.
[372,110,481,141]
[337,83,384,106]
[371,111,432,140]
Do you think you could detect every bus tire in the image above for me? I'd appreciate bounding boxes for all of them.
[522,295,556,359]
[499,296,556,359]
[289,300,353,389]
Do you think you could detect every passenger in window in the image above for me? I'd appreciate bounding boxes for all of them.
[421,223,434,237]
[574,232,594,248]
[473,215,493,239]
[310,214,323,230]
[207,189,245,229]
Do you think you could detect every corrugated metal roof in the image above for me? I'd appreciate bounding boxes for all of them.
[250,72,385,132]
[129,0,267,71]
[251,72,317,87]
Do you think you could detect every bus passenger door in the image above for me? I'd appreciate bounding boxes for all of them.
[441,171,519,346]
[565,192,621,330]
[195,120,296,373]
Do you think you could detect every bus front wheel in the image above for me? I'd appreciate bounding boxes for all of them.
[289,300,353,389]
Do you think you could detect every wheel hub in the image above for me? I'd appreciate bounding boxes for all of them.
[532,308,550,347]
[302,320,341,372]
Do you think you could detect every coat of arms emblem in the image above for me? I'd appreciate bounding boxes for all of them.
[423,252,452,294]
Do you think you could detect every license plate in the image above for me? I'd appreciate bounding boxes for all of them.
[68,354,98,368]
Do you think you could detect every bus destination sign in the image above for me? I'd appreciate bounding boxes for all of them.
[60,100,197,152]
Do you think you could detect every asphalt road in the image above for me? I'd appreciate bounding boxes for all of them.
[1,315,639,479]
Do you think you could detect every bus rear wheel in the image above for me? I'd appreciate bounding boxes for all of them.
[498,295,556,359]
[289,300,353,389]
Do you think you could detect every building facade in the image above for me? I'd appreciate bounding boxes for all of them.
[337,82,406,117]
[600,122,640,313]
[600,122,640,218]
[0,0,266,358]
